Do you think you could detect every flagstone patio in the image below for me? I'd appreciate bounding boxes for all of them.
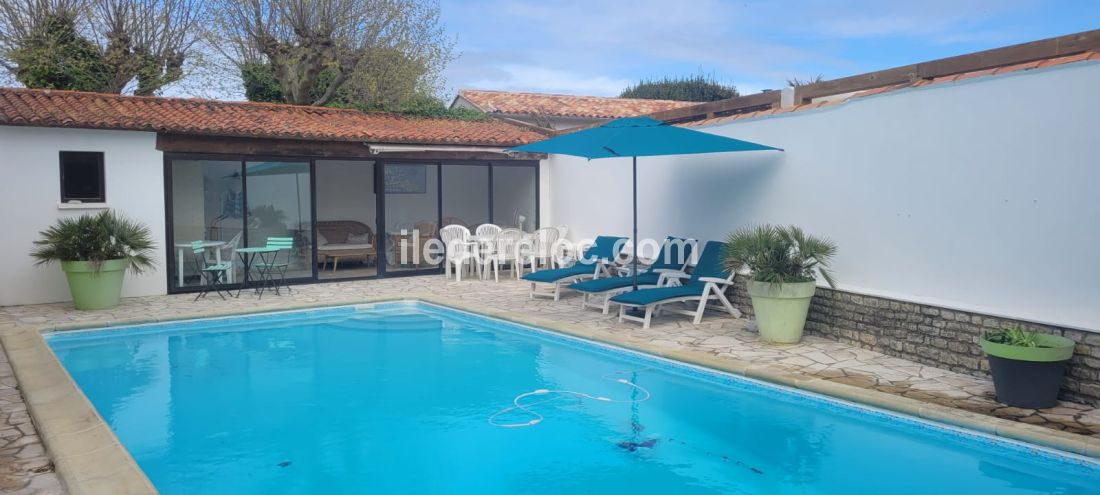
[1,275,1099,492]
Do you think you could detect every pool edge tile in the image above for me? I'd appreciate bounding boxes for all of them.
[1,326,157,494]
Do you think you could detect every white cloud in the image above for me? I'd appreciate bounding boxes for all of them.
[440,0,1069,95]
[466,64,632,96]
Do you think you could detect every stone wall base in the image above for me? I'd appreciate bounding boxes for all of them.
[728,277,1100,406]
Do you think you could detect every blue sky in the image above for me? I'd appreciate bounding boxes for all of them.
[439,0,1100,97]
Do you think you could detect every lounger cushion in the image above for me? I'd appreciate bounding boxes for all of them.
[649,237,694,271]
[522,263,596,283]
[689,240,730,282]
[610,282,707,306]
[569,272,662,293]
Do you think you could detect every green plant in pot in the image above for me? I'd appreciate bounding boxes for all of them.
[981,326,1074,409]
[724,225,836,344]
[31,211,155,310]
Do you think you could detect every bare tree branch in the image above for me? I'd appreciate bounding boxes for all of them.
[209,0,452,106]
[0,0,206,94]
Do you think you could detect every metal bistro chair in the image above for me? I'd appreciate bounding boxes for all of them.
[191,240,232,302]
[257,237,294,296]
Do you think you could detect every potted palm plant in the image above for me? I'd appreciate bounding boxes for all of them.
[31,211,155,310]
[981,327,1074,408]
[724,225,837,344]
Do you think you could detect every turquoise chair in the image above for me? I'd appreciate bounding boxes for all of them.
[569,236,695,314]
[256,237,294,297]
[610,240,742,329]
[191,240,232,302]
[521,235,627,301]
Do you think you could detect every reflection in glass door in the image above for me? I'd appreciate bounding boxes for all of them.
[169,160,244,290]
[244,161,313,280]
[493,165,538,232]
[442,164,489,229]
[314,160,378,280]
[382,163,439,274]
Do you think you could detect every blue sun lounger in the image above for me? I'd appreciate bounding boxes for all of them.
[522,235,627,300]
[569,236,695,314]
[610,240,742,329]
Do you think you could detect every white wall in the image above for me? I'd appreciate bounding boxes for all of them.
[548,61,1100,331]
[0,127,167,305]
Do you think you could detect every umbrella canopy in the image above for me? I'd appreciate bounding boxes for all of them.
[509,115,782,292]
[509,116,781,158]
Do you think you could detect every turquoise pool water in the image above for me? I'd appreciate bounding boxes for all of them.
[48,302,1100,494]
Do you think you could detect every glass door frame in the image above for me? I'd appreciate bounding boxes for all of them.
[374,159,541,279]
[164,152,539,293]
[164,152,320,293]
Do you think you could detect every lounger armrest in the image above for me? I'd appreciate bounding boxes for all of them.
[698,276,732,285]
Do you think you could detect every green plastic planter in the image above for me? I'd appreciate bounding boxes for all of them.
[747,280,817,344]
[60,259,129,310]
[981,333,1075,408]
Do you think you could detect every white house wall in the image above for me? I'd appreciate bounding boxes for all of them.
[0,127,167,305]
[547,61,1100,331]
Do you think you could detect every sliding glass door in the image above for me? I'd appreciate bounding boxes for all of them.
[314,160,378,280]
[442,164,490,229]
[244,161,313,280]
[169,160,244,289]
[167,155,537,291]
[492,165,538,231]
[381,163,439,274]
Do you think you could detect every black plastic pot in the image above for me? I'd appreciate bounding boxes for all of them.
[981,332,1075,409]
[986,355,1070,409]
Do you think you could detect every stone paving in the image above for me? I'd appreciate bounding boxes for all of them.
[1,275,1100,492]
[0,345,62,494]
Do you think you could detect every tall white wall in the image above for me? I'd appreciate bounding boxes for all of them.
[548,61,1100,331]
[0,127,167,306]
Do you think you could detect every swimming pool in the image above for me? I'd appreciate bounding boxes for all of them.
[47,301,1100,494]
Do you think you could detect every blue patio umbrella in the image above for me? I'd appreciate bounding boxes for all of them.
[509,116,782,290]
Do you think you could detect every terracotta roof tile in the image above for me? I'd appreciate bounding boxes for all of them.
[684,50,1100,128]
[0,88,547,146]
[456,89,698,119]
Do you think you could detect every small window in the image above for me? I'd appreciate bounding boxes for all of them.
[59,151,105,203]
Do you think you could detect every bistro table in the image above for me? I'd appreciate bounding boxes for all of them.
[235,246,280,298]
[174,241,226,287]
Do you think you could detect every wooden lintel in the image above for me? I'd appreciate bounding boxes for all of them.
[156,133,543,161]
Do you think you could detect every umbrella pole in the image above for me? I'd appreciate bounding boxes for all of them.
[632,156,638,291]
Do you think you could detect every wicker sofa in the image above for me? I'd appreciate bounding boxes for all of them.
[315,220,376,271]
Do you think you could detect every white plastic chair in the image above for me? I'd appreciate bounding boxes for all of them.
[552,225,575,267]
[475,223,502,237]
[485,228,524,282]
[525,227,560,272]
[439,224,476,281]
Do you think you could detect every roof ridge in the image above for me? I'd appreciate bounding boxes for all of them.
[0,87,547,146]
[458,88,696,105]
[0,86,527,123]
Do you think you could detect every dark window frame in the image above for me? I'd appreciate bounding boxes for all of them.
[162,152,539,293]
[59,151,106,203]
